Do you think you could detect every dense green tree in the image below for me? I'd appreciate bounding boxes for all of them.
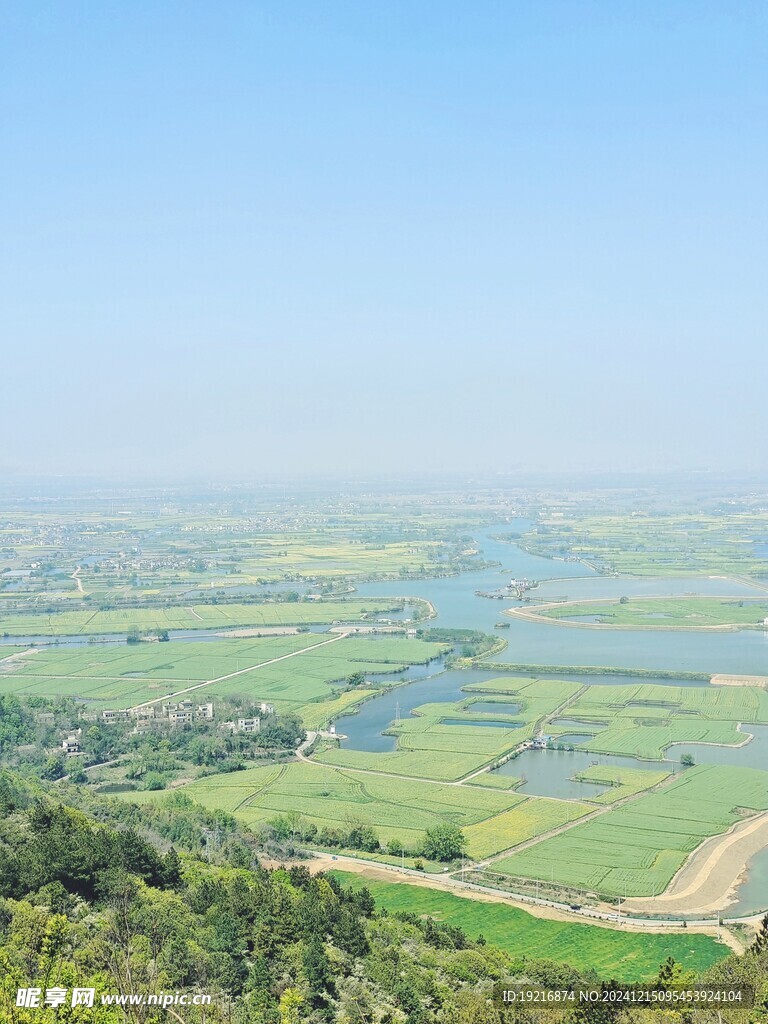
[422,823,467,862]
[41,755,66,780]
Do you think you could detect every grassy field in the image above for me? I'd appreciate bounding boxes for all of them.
[520,512,768,576]
[464,798,593,858]
[462,677,583,708]
[493,765,768,896]
[183,761,526,852]
[179,759,596,859]
[538,596,768,629]
[555,680,768,758]
[566,681,768,722]
[331,873,729,980]
[582,720,745,759]
[312,746,494,782]
[0,634,448,715]
[0,599,406,635]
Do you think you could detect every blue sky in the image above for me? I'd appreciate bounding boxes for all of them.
[1,2,766,480]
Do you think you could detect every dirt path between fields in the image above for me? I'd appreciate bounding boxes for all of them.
[71,567,85,593]
[625,811,768,916]
[0,647,39,669]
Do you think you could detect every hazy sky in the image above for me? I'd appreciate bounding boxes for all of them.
[1,2,766,481]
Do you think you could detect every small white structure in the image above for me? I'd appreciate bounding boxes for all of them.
[102,709,130,723]
[168,709,195,725]
[236,717,261,734]
[61,731,81,754]
[259,702,275,715]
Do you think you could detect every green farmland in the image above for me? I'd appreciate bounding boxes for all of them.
[0,599,407,636]
[463,798,593,858]
[311,672,766,779]
[316,678,584,782]
[0,634,448,716]
[521,511,768,576]
[557,680,768,758]
[537,595,768,629]
[184,761,524,855]
[182,759,595,859]
[493,765,768,897]
[331,873,729,980]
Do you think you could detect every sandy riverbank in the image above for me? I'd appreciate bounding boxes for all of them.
[625,811,768,917]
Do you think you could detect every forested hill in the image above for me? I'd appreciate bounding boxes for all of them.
[1,772,767,1023]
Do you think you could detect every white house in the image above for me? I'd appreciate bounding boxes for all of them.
[236,717,261,734]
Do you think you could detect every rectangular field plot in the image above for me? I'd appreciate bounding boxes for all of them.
[312,747,489,782]
[185,762,523,851]
[316,714,526,782]
[566,682,768,724]
[332,873,728,980]
[463,677,584,708]
[492,764,768,896]
[464,798,593,859]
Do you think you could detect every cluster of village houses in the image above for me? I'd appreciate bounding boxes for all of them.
[61,699,275,753]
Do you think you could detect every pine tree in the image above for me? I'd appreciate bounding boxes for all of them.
[752,913,768,955]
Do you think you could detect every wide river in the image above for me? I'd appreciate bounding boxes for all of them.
[358,522,768,675]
